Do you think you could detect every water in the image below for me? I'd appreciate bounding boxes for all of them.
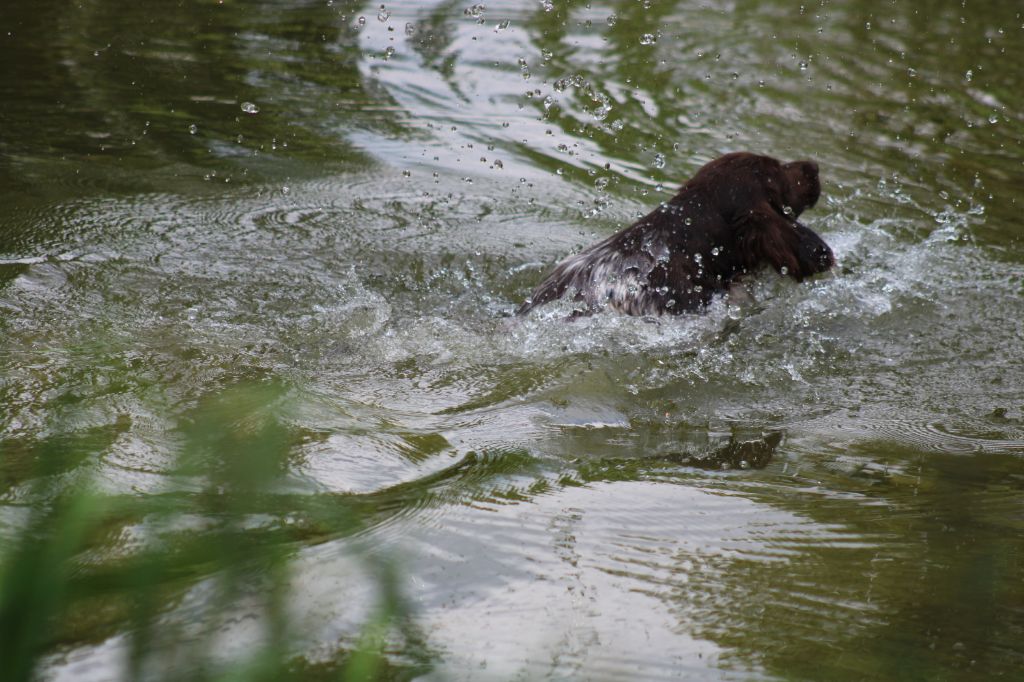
[2,1,1023,679]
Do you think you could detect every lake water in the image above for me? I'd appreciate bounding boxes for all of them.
[2,1,1023,680]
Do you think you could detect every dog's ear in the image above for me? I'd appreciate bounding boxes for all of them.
[733,202,821,279]
[752,158,795,219]
[778,160,821,218]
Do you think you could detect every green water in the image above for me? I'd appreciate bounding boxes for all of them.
[2,1,1023,680]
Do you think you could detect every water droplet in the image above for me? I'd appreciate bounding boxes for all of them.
[188,124,198,135]
[405,22,416,36]
[988,114,998,124]
[711,247,721,256]
[779,266,788,275]
[965,69,973,82]
[282,186,291,195]
[383,46,395,60]
[377,4,389,21]
[402,169,411,177]
[684,217,692,226]
[357,16,366,27]
[693,253,703,263]
[653,153,665,169]
[595,177,609,190]
[607,14,617,26]
[798,60,809,71]
[640,33,657,45]
[240,101,259,114]
[496,19,510,31]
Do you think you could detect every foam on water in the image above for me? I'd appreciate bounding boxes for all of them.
[3,0,1024,679]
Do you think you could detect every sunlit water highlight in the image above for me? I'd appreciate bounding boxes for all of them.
[2,0,1023,679]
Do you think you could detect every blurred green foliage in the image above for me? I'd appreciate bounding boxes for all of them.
[0,382,425,682]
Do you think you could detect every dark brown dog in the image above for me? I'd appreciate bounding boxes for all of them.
[516,152,834,317]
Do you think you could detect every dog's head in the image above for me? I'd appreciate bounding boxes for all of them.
[686,152,833,279]
[686,152,820,219]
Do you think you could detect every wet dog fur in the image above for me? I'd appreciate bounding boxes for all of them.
[516,152,834,317]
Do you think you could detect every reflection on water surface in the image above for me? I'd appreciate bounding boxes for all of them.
[1,0,1023,680]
